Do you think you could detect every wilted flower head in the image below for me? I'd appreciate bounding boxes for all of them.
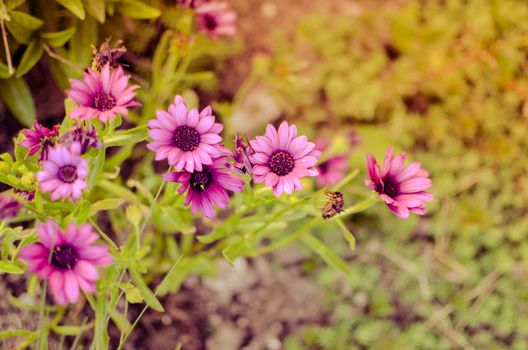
[92,38,127,72]
[229,135,254,173]
[365,147,433,219]
[14,189,35,201]
[67,64,140,122]
[163,156,244,218]
[0,195,21,219]
[19,121,60,161]
[249,121,320,197]
[321,191,345,219]
[59,125,102,154]
[19,221,113,305]
[147,95,224,172]
[195,1,237,39]
[37,145,88,202]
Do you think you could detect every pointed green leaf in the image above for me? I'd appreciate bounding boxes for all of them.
[56,0,85,20]
[84,0,105,23]
[129,263,164,312]
[118,0,160,19]
[0,76,36,127]
[0,261,24,274]
[301,232,353,276]
[41,26,76,48]
[5,10,43,43]
[16,39,43,77]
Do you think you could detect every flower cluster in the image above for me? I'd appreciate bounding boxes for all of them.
[18,60,140,204]
[148,97,322,217]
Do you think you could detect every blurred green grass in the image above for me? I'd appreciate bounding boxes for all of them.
[267,0,528,349]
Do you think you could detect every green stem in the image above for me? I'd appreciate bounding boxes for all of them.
[116,256,182,350]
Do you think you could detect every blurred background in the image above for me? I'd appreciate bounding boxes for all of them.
[2,0,528,349]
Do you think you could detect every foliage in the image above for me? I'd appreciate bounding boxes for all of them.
[254,0,528,349]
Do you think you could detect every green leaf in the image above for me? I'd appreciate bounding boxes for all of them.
[102,125,147,147]
[90,198,125,216]
[129,263,164,312]
[88,147,106,190]
[0,2,10,21]
[69,15,96,65]
[125,205,142,231]
[0,260,24,274]
[6,0,25,10]
[335,217,356,250]
[0,77,36,127]
[41,26,76,48]
[0,62,12,78]
[5,10,43,44]
[118,0,160,19]
[84,0,105,23]
[222,237,249,265]
[8,10,43,30]
[56,0,85,20]
[300,232,354,277]
[124,286,143,304]
[15,39,43,77]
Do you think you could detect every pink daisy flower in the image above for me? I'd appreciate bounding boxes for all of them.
[147,95,223,172]
[19,221,113,306]
[0,194,21,219]
[365,147,434,219]
[249,121,321,197]
[19,121,60,161]
[37,145,88,202]
[195,2,237,39]
[66,64,140,122]
[163,156,244,218]
[316,155,348,187]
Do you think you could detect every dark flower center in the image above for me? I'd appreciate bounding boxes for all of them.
[58,165,78,183]
[269,151,295,176]
[190,167,212,191]
[381,177,399,198]
[203,14,218,30]
[318,160,329,174]
[174,125,200,152]
[51,245,78,270]
[93,93,116,111]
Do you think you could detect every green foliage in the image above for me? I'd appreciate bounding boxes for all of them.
[270,0,528,349]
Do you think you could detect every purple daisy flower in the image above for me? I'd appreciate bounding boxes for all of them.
[19,221,113,306]
[67,64,140,122]
[19,121,60,161]
[163,156,244,218]
[147,95,224,172]
[249,121,321,197]
[59,125,102,155]
[316,155,348,187]
[365,147,434,219]
[0,194,21,219]
[37,146,88,202]
[195,1,237,39]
